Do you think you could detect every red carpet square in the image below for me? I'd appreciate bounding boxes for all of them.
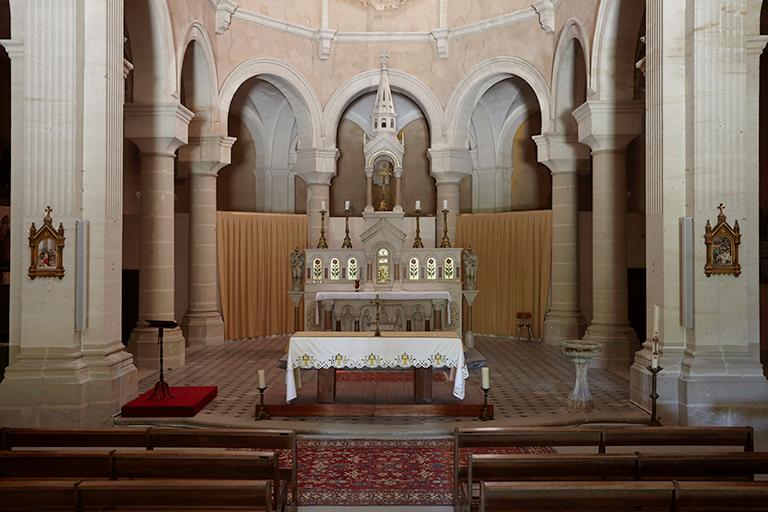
[121,386,217,417]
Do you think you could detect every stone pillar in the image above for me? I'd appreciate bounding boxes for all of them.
[676,0,768,426]
[572,100,643,370]
[295,149,338,246]
[364,169,374,212]
[394,168,403,212]
[0,0,137,426]
[125,103,193,370]
[429,148,473,243]
[177,135,236,351]
[534,133,589,344]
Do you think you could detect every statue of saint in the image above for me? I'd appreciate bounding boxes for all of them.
[290,247,305,291]
[462,247,478,290]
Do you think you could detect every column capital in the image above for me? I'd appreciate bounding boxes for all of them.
[428,147,473,183]
[572,100,643,152]
[177,135,237,176]
[746,35,768,56]
[533,133,590,174]
[295,147,338,185]
[125,102,194,156]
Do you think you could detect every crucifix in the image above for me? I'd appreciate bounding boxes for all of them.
[370,294,383,336]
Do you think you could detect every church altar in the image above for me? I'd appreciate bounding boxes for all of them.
[313,290,453,328]
[285,331,468,403]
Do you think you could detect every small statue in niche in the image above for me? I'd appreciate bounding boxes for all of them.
[289,247,305,291]
[462,247,478,290]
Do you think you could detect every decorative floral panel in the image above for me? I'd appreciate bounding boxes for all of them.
[347,257,359,280]
[312,258,323,281]
[444,257,455,280]
[409,257,419,280]
[426,257,437,280]
[330,258,341,280]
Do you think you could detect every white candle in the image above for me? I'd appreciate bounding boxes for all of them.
[320,200,326,211]
[443,199,448,210]
[345,200,350,210]
[651,352,659,370]
[481,367,490,389]
[257,369,266,389]
[415,200,421,210]
[652,305,660,335]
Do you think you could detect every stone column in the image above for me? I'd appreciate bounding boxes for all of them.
[125,103,194,370]
[572,100,643,370]
[177,135,236,351]
[0,0,137,426]
[534,133,589,344]
[364,169,374,212]
[394,168,403,212]
[295,149,338,246]
[429,148,473,243]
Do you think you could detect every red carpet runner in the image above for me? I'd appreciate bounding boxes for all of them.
[294,438,553,506]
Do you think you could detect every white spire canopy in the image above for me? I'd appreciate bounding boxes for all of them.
[372,50,397,133]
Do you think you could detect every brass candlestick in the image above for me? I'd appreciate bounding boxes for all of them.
[342,208,352,249]
[413,208,424,248]
[254,386,270,421]
[440,208,452,248]
[371,294,382,337]
[479,387,494,421]
[317,209,328,249]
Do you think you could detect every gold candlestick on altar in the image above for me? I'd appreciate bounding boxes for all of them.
[342,208,352,249]
[440,208,452,248]
[371,294,382,337]
[317,209,329,249]
[413,208,424,248]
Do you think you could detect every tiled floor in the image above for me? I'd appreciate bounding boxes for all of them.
[133,335,646,430]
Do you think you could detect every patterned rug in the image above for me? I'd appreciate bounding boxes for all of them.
[296,438,554,506]
[336,370,448,383]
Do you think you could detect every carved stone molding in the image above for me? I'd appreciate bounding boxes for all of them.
[216,0,239,35]
[532,0,554,34]
[354,0,410,11]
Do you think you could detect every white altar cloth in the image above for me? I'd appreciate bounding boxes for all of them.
[314,290,453,325]
[285,332,468,403]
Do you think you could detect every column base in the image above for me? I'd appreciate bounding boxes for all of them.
[0,344,137,427]
[182,312,225,352]
[128,326,186,370]
[629,347,682,425]
[543,310,587,345]
[581,322,638,370]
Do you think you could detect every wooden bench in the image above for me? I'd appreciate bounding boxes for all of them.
[77,479,273,511]
[0,427,297,509]
[0,480,79,511]
[601,426,754,453]
[478,481,768,512]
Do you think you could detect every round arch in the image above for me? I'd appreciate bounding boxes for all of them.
[124,0,177,103]
[177,20,219,113]
[589,0,645,100]
[551,18,591,133]
[444,56,552,149]
[219,59,322,150]
[322,68,444,148]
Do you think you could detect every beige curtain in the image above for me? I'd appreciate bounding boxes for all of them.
[455,211,552,338]
[217,212,308,339]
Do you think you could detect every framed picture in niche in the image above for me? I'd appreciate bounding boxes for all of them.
[704,204,741,277]
[28,206,65,279]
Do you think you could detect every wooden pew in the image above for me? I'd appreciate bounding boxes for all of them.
[601,426,754,453]
[0,480,79,511]
[479,481,675,511]
[0,427,150,451]
[77,479,273,511]
[675,481,768,511]
[0,450,114,479]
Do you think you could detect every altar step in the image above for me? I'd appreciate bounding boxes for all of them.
[265,402,492,417]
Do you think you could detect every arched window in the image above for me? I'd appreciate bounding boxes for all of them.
[426,257,437,280]
[312,258,323,281]
[330,258,341,280]
[347,257,358,280]
[444,257,455,280]
[376,247,390,284]
[409,257,419,280]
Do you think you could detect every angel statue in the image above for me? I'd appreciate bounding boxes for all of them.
[462,247,478,290]
[290,247,305,291]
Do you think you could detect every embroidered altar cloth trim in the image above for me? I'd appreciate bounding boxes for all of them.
[314,291,453,325]
[285,334,468,403]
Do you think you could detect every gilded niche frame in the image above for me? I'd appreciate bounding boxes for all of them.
[28,206,65,279]
[704,204,741,277]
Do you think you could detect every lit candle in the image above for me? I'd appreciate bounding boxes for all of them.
[443,199,448,210]
[257,369,266,389]
[651,352,659,370]
[481,367,490,390]
[415,200,421,210]
[345,200,350,211]
[652,305,660,336]
[320,200,326,211]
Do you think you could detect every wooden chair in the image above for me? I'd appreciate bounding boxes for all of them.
[77,479,273,511]
[514,313,532,342]
[0,480,79,511]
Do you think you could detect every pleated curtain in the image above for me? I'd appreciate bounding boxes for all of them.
[217,212,308,339]
[455,211,552,338]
